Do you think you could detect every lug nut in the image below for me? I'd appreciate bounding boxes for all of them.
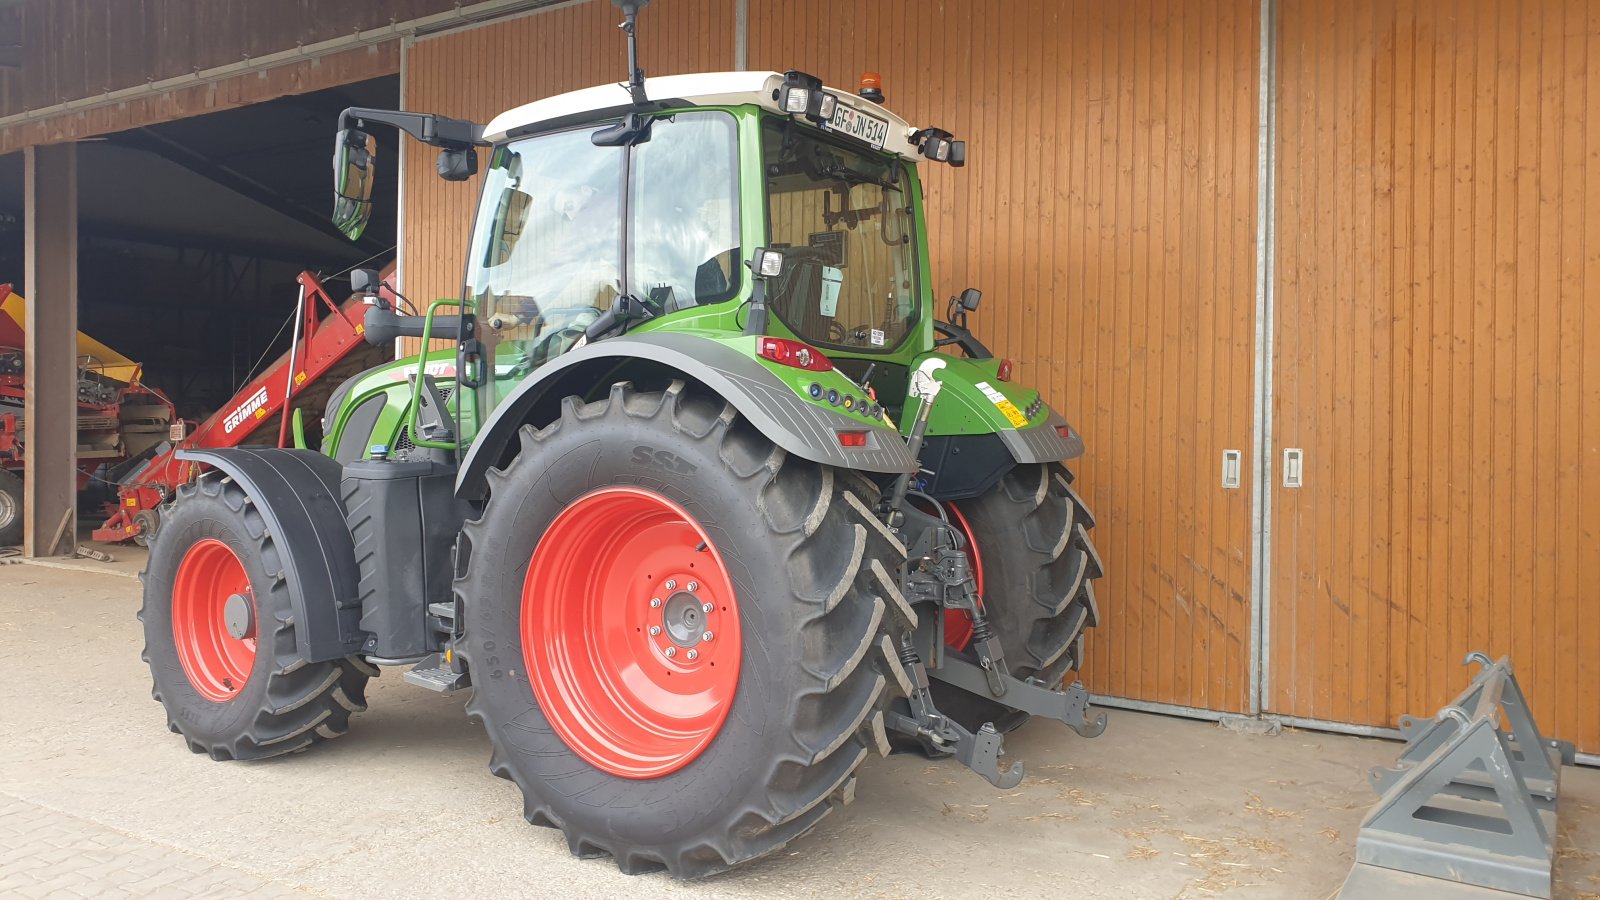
[686,581,699,592]
[702,630,714,642]
[650,597,662,608]
[664,579,677,590]
[664,646,677,658]
[649,625,662,636]
[686,649,699,661]
[701,602,713,613]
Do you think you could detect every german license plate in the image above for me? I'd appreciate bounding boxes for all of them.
[828,103,890,150]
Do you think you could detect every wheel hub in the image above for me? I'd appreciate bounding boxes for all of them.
[223,592,255,640]
[660,589,713,649]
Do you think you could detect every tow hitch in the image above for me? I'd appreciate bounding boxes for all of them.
[881,357,1106,787]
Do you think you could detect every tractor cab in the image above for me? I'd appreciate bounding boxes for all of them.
[468,70,958,412]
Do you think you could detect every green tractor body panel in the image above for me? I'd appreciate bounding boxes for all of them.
[322,348,465,461]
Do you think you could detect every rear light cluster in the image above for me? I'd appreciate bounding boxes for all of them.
[757,337,833,372]
[835,430,868,447]
[996,358,1014,382]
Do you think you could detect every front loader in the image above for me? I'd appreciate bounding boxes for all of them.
[140,0,1105,878]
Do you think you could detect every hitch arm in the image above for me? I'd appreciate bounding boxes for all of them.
[883,634,1024,789]
[931,656,1108,738]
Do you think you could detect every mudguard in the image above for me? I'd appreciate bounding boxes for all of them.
[177,447,364,663]
[456,331,918,499]
[999,409,1085,463]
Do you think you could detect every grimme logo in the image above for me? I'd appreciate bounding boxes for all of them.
[224,387,271,434]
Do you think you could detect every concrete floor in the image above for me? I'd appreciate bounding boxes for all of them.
[2,551,1597,899]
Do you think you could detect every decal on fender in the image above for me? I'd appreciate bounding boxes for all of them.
[975,381,1029,429]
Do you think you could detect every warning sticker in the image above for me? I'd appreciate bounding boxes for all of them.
[976,380,1029,428]
[870,328,885,346]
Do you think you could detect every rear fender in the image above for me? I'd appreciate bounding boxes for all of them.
[909,353,1085,463]
[177,448,363,663]
[455,332,917,503]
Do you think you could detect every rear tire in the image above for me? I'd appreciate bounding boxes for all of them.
[457,381,914,878]
[0,468,20,547]
[932,461,1102,733]
[140,475,371,759]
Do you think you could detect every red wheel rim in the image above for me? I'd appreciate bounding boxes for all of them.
[522,486,743,779]
[942,503,983,651]
[171,538,257,702]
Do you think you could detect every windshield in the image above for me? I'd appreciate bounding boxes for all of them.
[465,128,622,399]
[761,119,919,352]
[464,112,740,407]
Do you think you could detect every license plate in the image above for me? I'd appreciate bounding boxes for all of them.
[827,103,890,150]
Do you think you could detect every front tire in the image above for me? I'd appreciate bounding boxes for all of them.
[140,475,371,759]
[457,382,914,878]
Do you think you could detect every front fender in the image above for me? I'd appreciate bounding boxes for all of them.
[456,332,917,501]
[176,448,363,663]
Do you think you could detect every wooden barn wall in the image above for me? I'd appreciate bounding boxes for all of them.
[1271,0,1600,752]
[401,0,735,314]
[2,0,466,116]
[753,0,1263,712]
[0,42,399,154]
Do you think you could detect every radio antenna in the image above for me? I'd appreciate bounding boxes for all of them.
[614,0,650,105]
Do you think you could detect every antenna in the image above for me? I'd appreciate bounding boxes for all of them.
[614,0,650,105]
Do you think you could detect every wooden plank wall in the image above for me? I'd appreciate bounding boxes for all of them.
[3,0,465,116]
[1272,0,1600,752]
[401,0,734,310]
[751,0,1262,712]
[0,43,398,154]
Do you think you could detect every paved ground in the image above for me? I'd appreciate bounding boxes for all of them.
[2,551,1597,899]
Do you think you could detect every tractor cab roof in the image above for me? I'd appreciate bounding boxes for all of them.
[481,70,925,161]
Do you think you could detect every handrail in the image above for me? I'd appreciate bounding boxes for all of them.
[406,299,465,453]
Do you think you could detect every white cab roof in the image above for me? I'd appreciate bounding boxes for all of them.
[481,71,925,161]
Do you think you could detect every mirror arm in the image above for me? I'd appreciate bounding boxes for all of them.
[339,107,486,148]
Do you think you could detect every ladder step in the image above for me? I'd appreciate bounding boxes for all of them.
[402,654,467,693]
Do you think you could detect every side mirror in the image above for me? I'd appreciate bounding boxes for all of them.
[437,146,478,182]
[958,288,982,311]
[332,128,376,240]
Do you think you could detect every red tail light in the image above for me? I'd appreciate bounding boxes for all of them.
[757,337,834,372]
[836,430,868,447]
[1056,425,1075,440]
[996,358,1014,381]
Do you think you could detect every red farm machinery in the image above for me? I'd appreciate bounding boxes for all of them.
[92,270,389,545]
[0,284,178,547]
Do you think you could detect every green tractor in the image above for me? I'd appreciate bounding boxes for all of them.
[140,0,1103,878]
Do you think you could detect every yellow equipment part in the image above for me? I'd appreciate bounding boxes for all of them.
[0,286,143,385]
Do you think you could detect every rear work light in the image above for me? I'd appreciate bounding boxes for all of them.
[757,337,834,372]
[836,430,869,447]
